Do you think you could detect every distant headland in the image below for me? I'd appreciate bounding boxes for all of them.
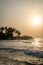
[0,26,33,40]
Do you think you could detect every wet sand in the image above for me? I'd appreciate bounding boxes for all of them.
[0,51,35,65]
[0,51,34,65]
[0,50,43,65]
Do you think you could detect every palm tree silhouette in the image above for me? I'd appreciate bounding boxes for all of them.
[6,27,15,39]
[15,30,21,37]
[0,26,21,39]
[0,27,4,39]
[0,27,4,33]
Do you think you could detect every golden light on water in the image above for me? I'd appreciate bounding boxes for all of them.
[32,16,41,26]
[32,39,41,47]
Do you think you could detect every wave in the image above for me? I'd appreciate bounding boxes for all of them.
[0,48,43,58]
[0,47,43,65]
[23,49,43,58]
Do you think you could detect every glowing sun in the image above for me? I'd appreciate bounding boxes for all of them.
[32,16,41,25]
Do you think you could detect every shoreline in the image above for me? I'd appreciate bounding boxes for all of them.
[0,48,43,65]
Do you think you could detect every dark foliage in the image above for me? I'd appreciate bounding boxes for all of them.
[0,26,21,40]
[0,26,33,40]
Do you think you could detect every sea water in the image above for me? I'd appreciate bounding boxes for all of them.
[0,38,43,65]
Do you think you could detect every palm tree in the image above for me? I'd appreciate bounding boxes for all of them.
[0,27,4,39]
[15,30,21,37]
[4,26,7,34]
[6,27,15,39]
[0,27,4,33]
[5,26,7,30]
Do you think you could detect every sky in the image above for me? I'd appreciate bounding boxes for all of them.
[0,0,43,38]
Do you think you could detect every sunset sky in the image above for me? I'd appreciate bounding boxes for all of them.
[0,0,43,38]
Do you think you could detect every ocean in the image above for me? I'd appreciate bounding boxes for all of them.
[0,38,43,65]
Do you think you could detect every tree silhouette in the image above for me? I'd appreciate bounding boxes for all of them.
[15,30,21,37]
[0,27,4,39]
[6,27,15,39]
[0,26,32,40]
[0,27,4,33]
[0,26,21,39]
[5,26,7,29]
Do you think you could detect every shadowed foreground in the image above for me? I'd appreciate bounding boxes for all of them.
[0,57,43,65]
[0,57,35,65]
[0,49,43,65]
[0,50,35,65]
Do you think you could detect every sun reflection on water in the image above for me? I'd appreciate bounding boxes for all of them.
[32,38,41,47]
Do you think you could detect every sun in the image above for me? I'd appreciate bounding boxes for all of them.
[32,16,41,25]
